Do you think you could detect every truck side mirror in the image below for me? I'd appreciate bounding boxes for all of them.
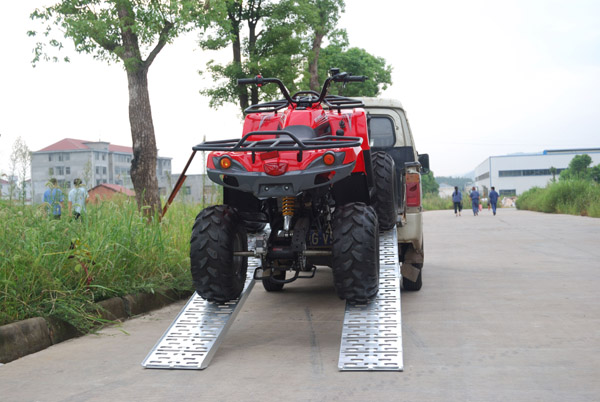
[418,153,430,174]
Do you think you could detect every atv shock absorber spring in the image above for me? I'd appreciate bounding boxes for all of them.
[282,196,295,231]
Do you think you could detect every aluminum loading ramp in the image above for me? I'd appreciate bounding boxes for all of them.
[142,229,403,371]
[338,228,403,371]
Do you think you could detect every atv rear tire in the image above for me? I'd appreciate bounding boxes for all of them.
[332,203,380,303]
[371,152,397,230]
[190,205,248,302]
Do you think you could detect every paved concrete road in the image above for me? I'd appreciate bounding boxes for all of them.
[1,208,599,401]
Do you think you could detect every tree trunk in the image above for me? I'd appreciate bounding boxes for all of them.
[127,68,161,215]
[309,33,324,91]
[228,4,248,111]
[118,1,161,216]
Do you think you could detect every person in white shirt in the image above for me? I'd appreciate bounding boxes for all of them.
[68,178,88,219]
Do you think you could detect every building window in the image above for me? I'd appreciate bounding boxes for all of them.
[183,186,191,195]
[102,154,106,161]
[96,167,100,174]
[499,170,522,177]
[49,167,54,175]
[65,167,70,175]
[95,153,100,160]
[499,189,516,196]
[56,166,64,175]
[48,154,53,162]
[96,179,102,186]
[476,172,490,181]
[103,167,107,174]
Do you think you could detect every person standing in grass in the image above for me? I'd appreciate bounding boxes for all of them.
[489,186,499,216]
[452,186,462,217]
[469,186,480,216]
[68,178,88,220]
[43,178,64,219]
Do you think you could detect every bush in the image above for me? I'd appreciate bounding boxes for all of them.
[516,180,600,217]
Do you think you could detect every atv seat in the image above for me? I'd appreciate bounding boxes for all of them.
[281,125,317,140]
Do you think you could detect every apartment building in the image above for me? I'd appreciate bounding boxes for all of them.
[31,138,172,204]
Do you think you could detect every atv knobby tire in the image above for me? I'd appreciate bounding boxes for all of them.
[371,151,398,230]
[190,205,248,302]
[332,203,380,303]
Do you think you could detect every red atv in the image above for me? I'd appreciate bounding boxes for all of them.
[190,69,398,303]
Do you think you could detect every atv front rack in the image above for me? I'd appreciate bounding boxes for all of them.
[193,131,362,153]
[243,95,365,115]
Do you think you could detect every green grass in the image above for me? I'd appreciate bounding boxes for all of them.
[422,193,454,211]
[0,197,202,331]
[516,180,600,217]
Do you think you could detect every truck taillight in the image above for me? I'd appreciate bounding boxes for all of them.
[406,172,421,207]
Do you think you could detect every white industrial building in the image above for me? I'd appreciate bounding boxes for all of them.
[473,148,600,197]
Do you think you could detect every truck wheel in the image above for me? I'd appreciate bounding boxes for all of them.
[371,152,397,230]
[262,269,285,292]
[190,205,248,302]
[332,203,380,303]
[402,264,423,291]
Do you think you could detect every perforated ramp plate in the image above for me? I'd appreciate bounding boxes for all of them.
[141,258,259,370]
[338,228,403,371]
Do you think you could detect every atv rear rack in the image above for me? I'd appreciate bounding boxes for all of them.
[193,132,362,153]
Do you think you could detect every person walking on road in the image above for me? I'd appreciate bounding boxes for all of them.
[469,186,480,216]
[489,186,499,216]
[452,186,462,216]
[43,178,64,219]
[68,178,88,220]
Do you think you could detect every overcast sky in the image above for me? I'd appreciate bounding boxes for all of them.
[1,0,599,178]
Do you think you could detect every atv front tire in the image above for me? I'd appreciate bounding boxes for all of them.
[371,152,398,230]
[190,205,248,302]
[332,203,380,303]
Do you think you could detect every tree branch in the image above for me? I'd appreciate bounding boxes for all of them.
[144,20,174,69]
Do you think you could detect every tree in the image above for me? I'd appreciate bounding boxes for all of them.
[315,42,392,97]
[299,0,345,91]
[421,171,439,195]
[200,0,392,111]
[199,0,305,112]
[549,166,557,182]
[29,0,210,215]
[8,137,31,204]
[560,154,593,181]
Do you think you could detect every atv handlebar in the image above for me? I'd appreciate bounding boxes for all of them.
[237,76,294,104]
[237,70,367,110]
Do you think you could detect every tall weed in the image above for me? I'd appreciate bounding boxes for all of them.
[0,198,201,330]
[516,180,600,217]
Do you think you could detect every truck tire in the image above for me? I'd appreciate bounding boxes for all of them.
[371,152,397,230]
[262,269,286,292]
[332,203,380,303]
[190,205,248,302]
[402,264,423,291]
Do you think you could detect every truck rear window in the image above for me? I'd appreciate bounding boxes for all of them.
[369,116,395,148]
